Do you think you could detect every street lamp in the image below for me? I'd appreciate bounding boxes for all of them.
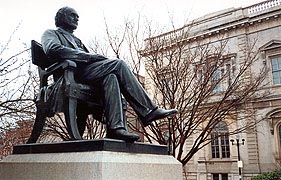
[230,138,245,180]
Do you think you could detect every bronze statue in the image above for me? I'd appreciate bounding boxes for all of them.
[41,7,177,142]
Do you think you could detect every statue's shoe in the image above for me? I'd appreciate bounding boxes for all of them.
[142,108,178,127]
[106,129,139,142]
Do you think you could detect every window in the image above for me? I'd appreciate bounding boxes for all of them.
[197,68,204,83]
[158,66,174,95]
[271,56,281,85]
[220,57,235,89]
[213,174,219,180]
[212,69,221,93]
[225,63,231,86]
[211,121,230,158]
[196,56,235,93]
[212,173,228,180]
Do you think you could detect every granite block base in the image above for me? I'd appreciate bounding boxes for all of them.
[0,139,182,180]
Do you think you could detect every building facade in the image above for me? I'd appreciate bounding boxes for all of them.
[143,0,281,179]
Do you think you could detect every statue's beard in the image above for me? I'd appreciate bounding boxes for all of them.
[61,21,77,32]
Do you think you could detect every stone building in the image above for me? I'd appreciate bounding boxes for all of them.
[142,0,281,179]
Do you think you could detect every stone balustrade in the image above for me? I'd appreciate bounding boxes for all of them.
[248,0,281,14]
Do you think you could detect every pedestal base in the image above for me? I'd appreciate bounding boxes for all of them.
[0,139,182,180]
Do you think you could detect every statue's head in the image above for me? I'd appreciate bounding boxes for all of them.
[55,7,79,32]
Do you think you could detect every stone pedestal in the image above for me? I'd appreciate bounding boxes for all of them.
[0,139,182,180]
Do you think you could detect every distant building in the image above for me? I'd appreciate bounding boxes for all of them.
[142,0,281,179]
[0,120,33,159]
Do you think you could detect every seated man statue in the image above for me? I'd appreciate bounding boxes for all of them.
[41,6,177,142]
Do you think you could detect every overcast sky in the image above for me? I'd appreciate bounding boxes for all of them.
[1,0,265,50]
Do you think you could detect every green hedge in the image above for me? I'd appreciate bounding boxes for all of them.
[252,169,281,180]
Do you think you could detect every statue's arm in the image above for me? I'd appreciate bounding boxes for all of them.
[41,30,106,63]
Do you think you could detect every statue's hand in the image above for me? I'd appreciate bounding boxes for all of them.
[90,54,107,61]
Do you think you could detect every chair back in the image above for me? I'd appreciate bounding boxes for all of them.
[31,40,54,69]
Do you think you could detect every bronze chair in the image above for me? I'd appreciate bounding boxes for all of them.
[27,40,124,143]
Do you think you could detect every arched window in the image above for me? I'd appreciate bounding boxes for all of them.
[211,121,230,158]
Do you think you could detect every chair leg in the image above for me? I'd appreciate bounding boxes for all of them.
[27,109,46,143]
[77,115,87,137]
[64,97,82,140]
[76,106,88,137]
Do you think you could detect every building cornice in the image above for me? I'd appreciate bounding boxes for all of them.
[142,0,281,55]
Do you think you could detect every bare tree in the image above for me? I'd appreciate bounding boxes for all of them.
[83,116,106,140]
[139,25,268,166]
[0,25,38,159]
[88,15,148,76]
[39,114,106,142]
[0,24,36,132]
